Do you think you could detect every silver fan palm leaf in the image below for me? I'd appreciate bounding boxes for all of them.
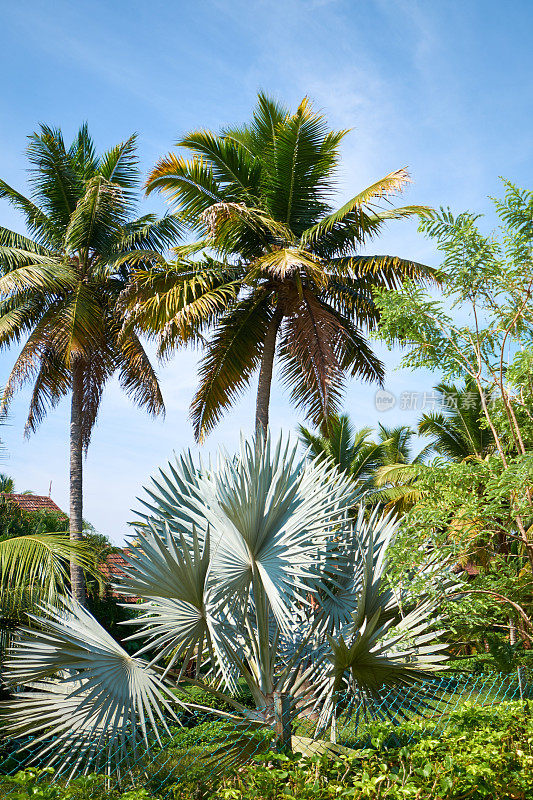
[135,436,360,631]
[1,599,179,773]
[118,525,236,688]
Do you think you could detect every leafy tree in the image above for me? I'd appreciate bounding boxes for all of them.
[125,94,435,440]
[0,125,179,601]
[375,181,533,649]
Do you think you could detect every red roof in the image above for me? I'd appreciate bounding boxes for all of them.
[101,550,131,581]
[3,493,65,515]
[452,561,480,578]
[101,549,137,600]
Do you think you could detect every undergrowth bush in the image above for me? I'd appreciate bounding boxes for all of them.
[1,701,532,800]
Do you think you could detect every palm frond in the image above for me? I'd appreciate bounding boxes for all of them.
[25,352,72,435]
[146,154,228,229]
[0,259,75,296]
[116,329,165,416]
[114,213,183,254]
[190,293,272,441]
[1,599,179,774]
[0,182,58,248]
[0,534,97,606]
[98,134,139,193]
[64,175,128,255]
[68,123,98,180]
[179,129,260,199]
[27,125,82,230]
[301,168,415,247]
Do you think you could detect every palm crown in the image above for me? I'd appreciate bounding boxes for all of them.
[418,380,495,461]
[126,94,436,440]
[298,414,388,493]
[0,124,180,439]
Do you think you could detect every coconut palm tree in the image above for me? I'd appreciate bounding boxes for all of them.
[2,433,449,774]
[418,380,494,460]
[373,424,433,512]
[298,414,386,493]
[0,125,180,602]
[125,94,436,441]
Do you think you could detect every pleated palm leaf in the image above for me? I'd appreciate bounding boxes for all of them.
[125,94,436,440]
[2,434,449,773]
[0,125,180,600]
[2,599,179,777]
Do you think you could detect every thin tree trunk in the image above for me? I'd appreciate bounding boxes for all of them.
[255,309,283,437]
[70,359,86,605]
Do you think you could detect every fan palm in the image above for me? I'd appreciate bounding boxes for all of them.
[2,433,449,775]
[125,94,436,441]
[0,125,180,601]
[298,414,386,492]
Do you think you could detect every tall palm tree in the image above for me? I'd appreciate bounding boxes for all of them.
[298,413,386,492]
[418,380,494,460]
[0,125,179,602]
[126,94,436,440]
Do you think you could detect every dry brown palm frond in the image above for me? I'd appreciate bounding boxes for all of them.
[201,201,292,243]
[280,289,346,423]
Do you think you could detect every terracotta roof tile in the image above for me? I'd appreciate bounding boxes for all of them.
[101,549,137,601]
[3,494,65,515]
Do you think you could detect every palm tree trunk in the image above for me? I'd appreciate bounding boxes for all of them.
[70,359,86,605]
[255,309,283,437]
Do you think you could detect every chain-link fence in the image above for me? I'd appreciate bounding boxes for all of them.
[0,671,531,798]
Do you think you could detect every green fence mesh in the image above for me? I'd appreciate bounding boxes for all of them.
[0,670,531,798]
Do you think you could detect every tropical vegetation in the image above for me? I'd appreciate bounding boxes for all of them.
[1,434,449,775]
[1,701,532,800]
[123,94,436,439]
[3,95,533,799]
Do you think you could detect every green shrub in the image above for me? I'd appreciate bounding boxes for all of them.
[2,702,533,800]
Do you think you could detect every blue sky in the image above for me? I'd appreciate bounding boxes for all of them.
[1,0,532,541]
